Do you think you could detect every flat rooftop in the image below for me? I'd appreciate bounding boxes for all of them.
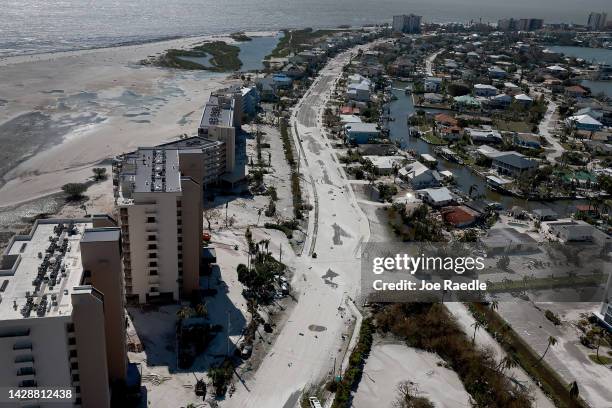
[200,95,234,130]
[157,136,224,151]
[0,220,91,321]
[116,148,182,201]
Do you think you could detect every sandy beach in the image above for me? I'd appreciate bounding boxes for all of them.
[0,33,268,208]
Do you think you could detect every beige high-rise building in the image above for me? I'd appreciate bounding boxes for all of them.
[0,217,128,408]
[113,147,204,304]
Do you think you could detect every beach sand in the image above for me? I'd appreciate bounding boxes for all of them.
[0,34,244,208]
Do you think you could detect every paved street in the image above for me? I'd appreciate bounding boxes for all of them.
[226,45,371,408]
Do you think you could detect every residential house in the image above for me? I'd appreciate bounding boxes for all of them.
[345,123,380,144]
[399,161,441,189]
[416,187,455,207]
[424,77,443,92]
[347,81,371,102]
[567,114,604,131]
[474,84,498,97]
[363,155,405,175]
[565,85,588,98]
[466,128,502,144]
[514,93,533,107]
[441,205,481,227]
[546,219,611,243]
[423,93,444,104]
[241,86,260,118]
[513,133,542,149]
[490,93,513,107]
[488,66,507,79]
[454,95,481,108]
[492,151,538,176]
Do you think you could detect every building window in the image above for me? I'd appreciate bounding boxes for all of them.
[68,337,76,346]
[148,253,157,259]
[147,235,156,241]
[149,270,158,276]
[69,349,78,358]
[71,362,78,370]
[66,323,75,333]
[148,244,157,250]
[149,261,157,268]
[72,374,80,382]
[146,217,156,223]
[17,367,35,376]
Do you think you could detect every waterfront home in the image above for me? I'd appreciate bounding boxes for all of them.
[546,219,611,243]
[345,123,380,144]
[441,205,481,227]
[513,93,533,107]
[256,77,278,101]
[416,187,455,207]
[454,94,481,108]
[419,153,438,167]
[423,93,444,104]
[424,77,443,92]
[346,80,371,102]
[546,65,568,77]
[491,151,538,177]
[399,161,441,189]
[513,133,542,149]
[565,85,588,98]
[439,125,462,141]
[575,107,605,122]
[339,105,361,115]
[486,174,513,191]
[567,114,604,132]
[532,208,558,221]
[466,128,502,144]
[474,84,498,97]
[434,113,459,127]
[363,155,405,175]
[339,114,362,124]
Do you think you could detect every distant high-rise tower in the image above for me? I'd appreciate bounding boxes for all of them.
[392,14,422,34]
[588,12,607,31]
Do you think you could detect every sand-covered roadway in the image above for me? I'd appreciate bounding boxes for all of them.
[225,44,374,408]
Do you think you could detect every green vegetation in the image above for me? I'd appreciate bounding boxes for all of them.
[280,120,304,219]
[147,41,242,72]
[388,204,444,242]
[545,310,562,326]
[469,303,588,408]
[267,28,336,59]
[61,183,87,201]
[376,303,532,407]
[208,358,234,397]
[487,273,607,293]
[92,167,107,181]
[230,32,252,42]
[588,354,612,365]
[377,183,398,202]
[494,120,533,133]
[263,219,299,238]
[331,318,374,408]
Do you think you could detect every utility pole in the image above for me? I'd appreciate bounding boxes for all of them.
[279,244,282,263]
[227,311,231,357]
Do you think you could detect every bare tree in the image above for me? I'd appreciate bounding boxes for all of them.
[393,381,435,408]
[203,208,221,231]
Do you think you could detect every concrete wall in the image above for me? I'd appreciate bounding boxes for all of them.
[80,229,127,385]
[72,287,111,408]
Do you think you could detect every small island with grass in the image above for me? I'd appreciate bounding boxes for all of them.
[144,41,242,72]
[230,32,252,42]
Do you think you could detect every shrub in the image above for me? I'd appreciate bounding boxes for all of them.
[62,183,87,200]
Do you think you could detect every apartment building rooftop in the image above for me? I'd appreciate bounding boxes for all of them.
[200,95,235,130]
[115,148,182,202]
[0,220,92,320]
[157,135,224,151]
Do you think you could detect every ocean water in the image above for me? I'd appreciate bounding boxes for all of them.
[1,0,610,57]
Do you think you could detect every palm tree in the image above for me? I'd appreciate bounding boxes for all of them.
[568,381,579,400]
[534,336,557,366]
[496,355,519,373]
[195,303,208,318]
[176,306,193,321]
[471,321,483,344]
